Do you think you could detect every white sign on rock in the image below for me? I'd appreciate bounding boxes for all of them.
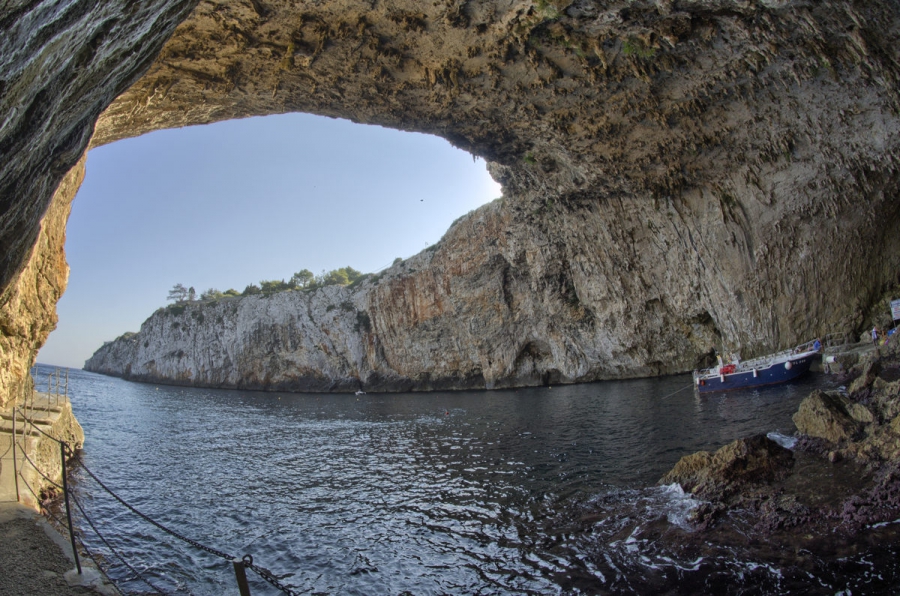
[891,299,900,321]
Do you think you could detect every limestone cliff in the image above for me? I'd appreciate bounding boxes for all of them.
[87,200,725,390]
[5,1,900,399]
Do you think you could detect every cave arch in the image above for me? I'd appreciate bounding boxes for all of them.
[3,0,900,402]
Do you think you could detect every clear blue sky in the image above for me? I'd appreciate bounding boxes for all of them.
[38,113,502,368]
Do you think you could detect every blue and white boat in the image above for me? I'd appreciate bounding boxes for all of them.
[693,340,821,393]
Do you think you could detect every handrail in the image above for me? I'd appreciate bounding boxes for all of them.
[11,403,81,575]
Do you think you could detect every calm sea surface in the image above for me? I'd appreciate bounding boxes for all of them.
[35,364,896,594]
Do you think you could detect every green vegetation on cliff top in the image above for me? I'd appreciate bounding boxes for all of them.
[165,265,369,307]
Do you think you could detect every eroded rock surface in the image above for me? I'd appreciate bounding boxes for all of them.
[660,434,794,501]
[661,341,900,539]
[798,341,900,465]
[5,1,900,399]
[793,389,863,444]
[89,200,695,390]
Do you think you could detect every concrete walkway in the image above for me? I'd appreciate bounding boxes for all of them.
[0,503,113,595]
[0,392,114,595]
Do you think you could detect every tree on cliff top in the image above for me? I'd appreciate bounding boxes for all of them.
[201,288,224,301]
[167,283,188,302]
[318,266,363,287]
[260,279,290,294]
[289,269,314,289]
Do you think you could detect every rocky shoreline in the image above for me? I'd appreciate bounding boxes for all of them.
[660,340,900,560]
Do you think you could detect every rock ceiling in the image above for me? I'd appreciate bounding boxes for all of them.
[2,0,900,399]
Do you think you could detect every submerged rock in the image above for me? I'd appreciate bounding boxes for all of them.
[839,462,900,532]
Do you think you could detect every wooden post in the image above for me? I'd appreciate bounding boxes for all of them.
[60,442,82,575]
[232,558,252,596]
[11,410,20,503]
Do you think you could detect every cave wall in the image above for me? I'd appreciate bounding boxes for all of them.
[5,0,900,400]
[0,0,199,405]
[0,157,83,405]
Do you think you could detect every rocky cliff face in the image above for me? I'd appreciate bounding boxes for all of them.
[0,159,83,405]
[88,200,726,390]
[6,1,900,399]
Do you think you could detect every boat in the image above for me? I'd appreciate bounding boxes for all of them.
[692,339,821,393]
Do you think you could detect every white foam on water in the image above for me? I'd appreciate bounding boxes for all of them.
[658,483,703,529]
[579,558,606,583]
[744,561,784,578]
[868,518,900,529]
[649,554,705,572]
[767,431,798,449]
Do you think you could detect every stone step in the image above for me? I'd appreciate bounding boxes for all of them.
[30,405,63,413]
[8,404,64,414]
[0,423,41,437]
[0,413,53,426]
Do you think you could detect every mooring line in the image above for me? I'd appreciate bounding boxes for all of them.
[660,383,694,400]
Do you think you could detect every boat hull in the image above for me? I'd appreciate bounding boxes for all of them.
[695,353,815,393]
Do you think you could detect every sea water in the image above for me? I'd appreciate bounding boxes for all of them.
[36,364,899,594]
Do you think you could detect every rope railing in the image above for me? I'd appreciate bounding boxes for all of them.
[18,446,63,491]
[18,472,48,516]
[10,405,82,575]
[244,558,307,596]
[78,458,307,595]
[15,380,304,596]
[72,530,128,596]
[22,482,125,596]
[18,409,67,442]
[69,491,167,595]
[78,461,236,562]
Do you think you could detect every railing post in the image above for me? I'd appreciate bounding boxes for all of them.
[59,441,82,575]
[232,558,252,596]
[11,409,20,503]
